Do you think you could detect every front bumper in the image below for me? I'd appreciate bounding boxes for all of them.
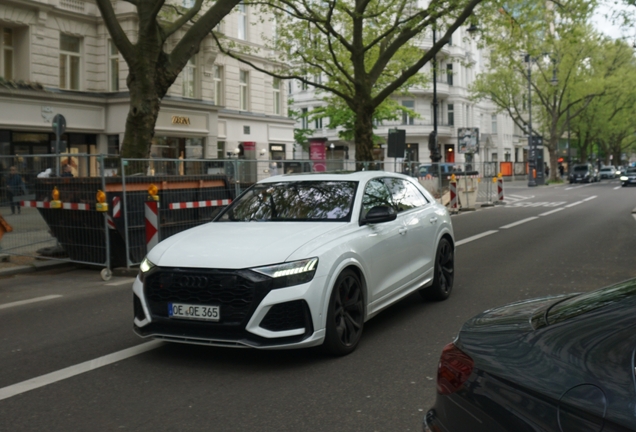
[132,267,327,349]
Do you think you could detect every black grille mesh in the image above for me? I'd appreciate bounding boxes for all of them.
[145,270,255,323]
[260,300,308,332]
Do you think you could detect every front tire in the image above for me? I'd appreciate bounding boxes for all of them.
[420,238,454,301]
[323,269,365,356]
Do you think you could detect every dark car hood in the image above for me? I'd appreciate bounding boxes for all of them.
[461,294,574,333]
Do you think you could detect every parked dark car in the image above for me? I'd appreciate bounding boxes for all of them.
[569,163,598,183]
[424,278,636,432]
[620,167,636,187]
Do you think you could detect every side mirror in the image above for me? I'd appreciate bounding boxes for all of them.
[361,205,397,225]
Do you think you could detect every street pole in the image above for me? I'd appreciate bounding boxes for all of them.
[526,55,536,187]
[429,28,441,170]
[567,105,571,177]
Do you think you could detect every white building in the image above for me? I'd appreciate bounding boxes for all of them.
[0,0,293,176]
[290,27,526,174]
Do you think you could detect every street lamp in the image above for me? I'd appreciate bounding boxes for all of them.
[429,27,440,164]
[525,54,537,187]
[329,143,335,170]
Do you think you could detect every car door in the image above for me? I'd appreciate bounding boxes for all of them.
[382,177,438,287]
[356,178,410,305]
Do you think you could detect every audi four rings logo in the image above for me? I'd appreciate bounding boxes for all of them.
[176,276,209,288]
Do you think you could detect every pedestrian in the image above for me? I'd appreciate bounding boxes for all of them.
[5,166,25,215]
[558,164,564,178]
[544,162,550,178]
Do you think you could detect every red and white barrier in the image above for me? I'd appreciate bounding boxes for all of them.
[112,196,121,218]
[497,177,506,204]
[168,199,232,210]
[21,201,90,210]
[449,180,458,211]
[145,200,160,253]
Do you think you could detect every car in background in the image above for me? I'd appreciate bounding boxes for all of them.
[620,167,636,187]
[568,163,599,183]
[133,172,455,356]
[424,278,636,431]
[599,165,617,179]
[417,163,458,178]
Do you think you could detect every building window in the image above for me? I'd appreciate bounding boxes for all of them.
[237,1,247,40]
[314,110,322,129]
[301,108,308,129]
[446,64,453,86]
[59,34,81,90]
[2,28,13,80]
[491,114,498,134]
[108,40,119,91]
[239,70,249,111]
[273,78,281,115]
[217,141,225,159]
[447,104,454,126]
[182,56,196,98]
[300,78,308,91]
[213,65,224,105]
[107,135,120,155]
[402,100,415,125]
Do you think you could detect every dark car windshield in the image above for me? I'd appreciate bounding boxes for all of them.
[627,168,636,174]
[217,180,357,222]
[573,165,589,172]
[546,278,636,325]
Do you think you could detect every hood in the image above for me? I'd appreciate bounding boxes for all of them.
[461,294,574,333]
[148,221,342,269]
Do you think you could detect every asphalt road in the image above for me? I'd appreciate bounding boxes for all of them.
[0,180,635,431]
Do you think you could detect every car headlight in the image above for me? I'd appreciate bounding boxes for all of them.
[252,258,318,289]
[620,176,628,181]
[138,257,156,282]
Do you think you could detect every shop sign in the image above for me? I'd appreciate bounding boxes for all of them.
[270,145,284,152]
[310,140,327,172]
[171,116,191,125]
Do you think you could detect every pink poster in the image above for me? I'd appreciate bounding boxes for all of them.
[310,140,327,172]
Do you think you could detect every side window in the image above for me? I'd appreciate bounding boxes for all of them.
[383,178,429,213]
[361,179,393,219]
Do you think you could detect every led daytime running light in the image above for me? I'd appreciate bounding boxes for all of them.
[272,259,317,278]
[140,257,155,273]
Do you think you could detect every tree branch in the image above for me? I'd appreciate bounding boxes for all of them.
[95,0,135,61]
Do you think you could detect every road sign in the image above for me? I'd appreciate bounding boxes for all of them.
[52,114,66,137]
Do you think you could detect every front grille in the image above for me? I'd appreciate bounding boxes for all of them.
[260,300,310,332]
[144,269,258,324]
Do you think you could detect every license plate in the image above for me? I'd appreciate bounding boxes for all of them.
[168,303,220,321]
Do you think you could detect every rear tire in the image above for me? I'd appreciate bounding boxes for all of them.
[323,269,364,356]
[420,238,454,301]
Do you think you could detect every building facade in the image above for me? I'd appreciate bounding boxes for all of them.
[0,0,293,177]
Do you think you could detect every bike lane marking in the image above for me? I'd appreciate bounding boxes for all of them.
[0,341,163,401]
[0,295,63,310]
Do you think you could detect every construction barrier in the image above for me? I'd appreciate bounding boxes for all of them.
[496,174,506,204]
[449,176,459,212]
[145,199,160,253]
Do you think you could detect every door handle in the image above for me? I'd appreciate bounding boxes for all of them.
[429,216,438,224]
[398,227,407,235]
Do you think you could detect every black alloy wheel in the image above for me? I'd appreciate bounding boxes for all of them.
[420,238,454,301]
[323,269,364,356]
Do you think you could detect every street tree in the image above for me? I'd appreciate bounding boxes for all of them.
[213,0,486,163]
[95,0,242,158]
[470,0,622,181]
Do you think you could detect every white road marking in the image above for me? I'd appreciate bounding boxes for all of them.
[565,201,583,208]
[615,186,622,190]
[565,184,592,190]
[105,278,136,286]
[539,208,565,216]
[0,295,63,310]
[455,230,498,246]
[0,341,163,401]
[583,196,597,201]
[500,217,539,229]
[633,215,636,222]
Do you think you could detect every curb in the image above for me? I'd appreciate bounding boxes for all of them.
[113,267,139,278]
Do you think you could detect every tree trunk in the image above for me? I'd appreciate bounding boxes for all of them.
[121,68,161,159]
[353,105,375,168]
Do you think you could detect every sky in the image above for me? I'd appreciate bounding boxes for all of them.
[592,1,634,40]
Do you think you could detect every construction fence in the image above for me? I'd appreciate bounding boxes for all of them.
[0,156,525,277]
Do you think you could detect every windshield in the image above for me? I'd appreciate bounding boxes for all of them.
[573,165,589,172]
[216,180,357,222]
[600,168,611,172]
[627,168,636,174]
[546,279,636,325]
